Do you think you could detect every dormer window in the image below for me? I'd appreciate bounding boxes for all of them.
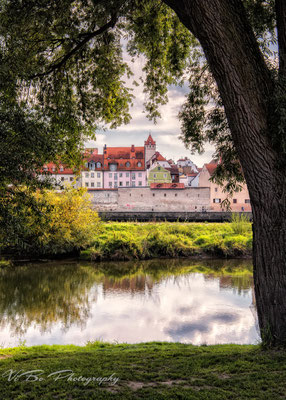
[109,163,117,171]
[126,161,131,167]
[137,162,142,167]
[96,162,101,168]
[60,166,64,172]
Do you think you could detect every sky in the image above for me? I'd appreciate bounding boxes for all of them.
[85,51,214,168]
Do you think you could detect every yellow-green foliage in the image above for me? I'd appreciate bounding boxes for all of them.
[2,187,100,255]
[84,221,252,261]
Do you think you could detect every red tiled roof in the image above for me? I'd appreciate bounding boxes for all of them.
[187,173,198,177]
[205,162,217,176]
[42,162,75,175]
[154,152,167,162]
[103,146,145,171]
[144,134,156,145]
[150,183,185,189]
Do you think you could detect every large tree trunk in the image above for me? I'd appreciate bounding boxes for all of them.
[164,0,286,345]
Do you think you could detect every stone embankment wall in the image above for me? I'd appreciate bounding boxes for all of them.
[88,187,210,212]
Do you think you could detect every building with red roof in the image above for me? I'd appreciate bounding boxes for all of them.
[103,144,146,188]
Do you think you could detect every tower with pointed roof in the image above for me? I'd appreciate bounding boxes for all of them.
[144,134,156,167]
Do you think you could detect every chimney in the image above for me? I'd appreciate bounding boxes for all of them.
[131,144,135,152]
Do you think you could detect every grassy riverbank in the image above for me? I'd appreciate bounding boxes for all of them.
[81,218,252,261]
[0,342,285,399]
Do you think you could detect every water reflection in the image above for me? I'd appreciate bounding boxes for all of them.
[0,259,259,347]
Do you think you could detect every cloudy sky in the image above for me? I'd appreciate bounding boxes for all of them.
[86,51,214,168]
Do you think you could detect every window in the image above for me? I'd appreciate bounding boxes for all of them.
[131,173,136,180]
[114,182,118,188]
[215,187,218,192]
[138,172,142,177]
[158,166,161,170]
[109,173,112,178]
[126,181,130,186]
[114,173,118,180]
[245,199,251,203]
[233,199,237,204]
[60,166,64,172]
[97,173,100,178]
[126,172,130,177]
[164,193,166,197]
[131,181,135,187]
[110,164,117,171]
[126,162,130,167]
[153,193,155,197]
[139,181,142,186]
[61,177,65,182]
[85,182,89,187]
[175,193,177,197]
[213,198,221,203]
[119,173,123,177]
[153,173,157,178]
[119,182,123,186]
[137,162,142,167]
[52,167,56,172]
[96,162,101,168]
[109,182,112,188]
[91,182,94,187]
[70,177,73,182]
[163,174,167,178]
[43,166,48,171]
[97,182,101,187]
[85,172,89,178]
[91,173,94,178]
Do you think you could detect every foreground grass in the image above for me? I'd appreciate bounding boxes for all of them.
[81,220,253,261]
[0,342,285,399]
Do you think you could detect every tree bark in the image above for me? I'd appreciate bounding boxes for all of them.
[163,0,286,345]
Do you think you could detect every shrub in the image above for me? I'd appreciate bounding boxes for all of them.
[1,187,100,256]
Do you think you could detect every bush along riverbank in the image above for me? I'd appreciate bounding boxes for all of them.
[81,217,252,261]
[0,342,285,399]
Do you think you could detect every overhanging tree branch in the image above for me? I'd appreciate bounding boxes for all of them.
[275,0,286,78]
[30,13,118,79]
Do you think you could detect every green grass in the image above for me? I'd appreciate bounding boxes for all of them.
[81,221,253,261]
[0,342,285,399]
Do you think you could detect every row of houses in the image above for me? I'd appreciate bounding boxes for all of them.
[40,134,251,212]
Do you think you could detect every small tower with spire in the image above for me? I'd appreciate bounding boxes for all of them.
[144,134,156,167]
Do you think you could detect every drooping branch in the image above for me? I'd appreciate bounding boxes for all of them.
[275,0,286,78]
[30,13,118,79]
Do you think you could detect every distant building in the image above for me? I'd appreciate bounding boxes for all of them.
[148,165,172,185]
[177,157,198,172]
[103,144,146,188]
[199,162,251,211]
[82,153,104,189]
[144,134,156,166]
[40,163,80,187]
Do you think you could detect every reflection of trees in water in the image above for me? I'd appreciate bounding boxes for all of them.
[0,258,254,337]
[0,264,98,336]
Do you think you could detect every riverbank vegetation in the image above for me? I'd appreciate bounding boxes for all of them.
[0,342,285,399]
[82,216,252,261]
[0,187,99,257]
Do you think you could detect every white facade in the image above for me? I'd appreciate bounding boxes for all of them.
[81,170,103,189]
[177,157,198,172]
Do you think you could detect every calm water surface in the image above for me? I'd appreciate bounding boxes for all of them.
[0,259,259,347]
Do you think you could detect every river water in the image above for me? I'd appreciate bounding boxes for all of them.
[0,258,259,347]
